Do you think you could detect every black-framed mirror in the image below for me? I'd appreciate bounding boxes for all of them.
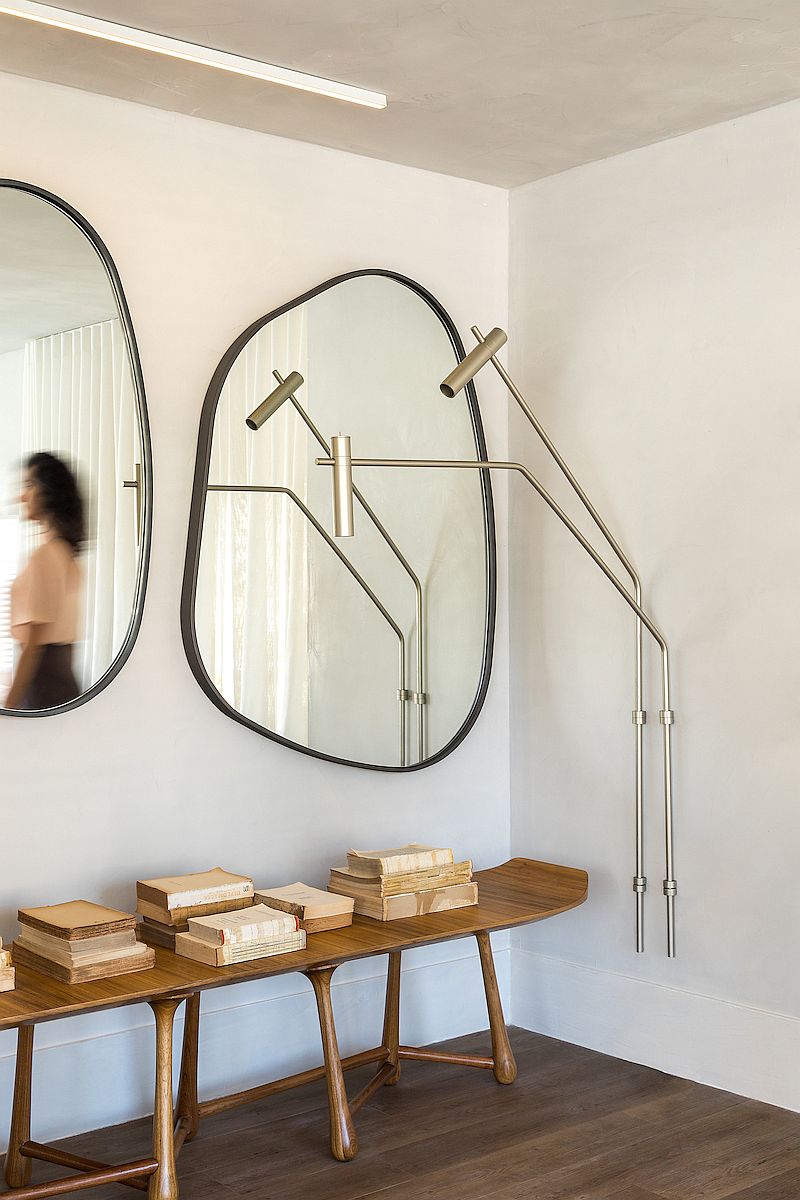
[0,181,152,716]
[182,270,495,771]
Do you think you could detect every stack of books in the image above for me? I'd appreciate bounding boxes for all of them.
[255,883,354,933]
[175,905,306,966]
[13,901,155,983]
[137,867,255,950]
[328,843,478,920]
[0,937,15,992]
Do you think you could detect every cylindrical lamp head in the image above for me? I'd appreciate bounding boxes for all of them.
[440,327,508,397]
[246,370,304,430]
[331,434,354,537]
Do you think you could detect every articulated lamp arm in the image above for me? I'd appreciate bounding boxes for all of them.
[316,446,677,957]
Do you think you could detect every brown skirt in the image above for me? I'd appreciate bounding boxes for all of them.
[18,643,80,710]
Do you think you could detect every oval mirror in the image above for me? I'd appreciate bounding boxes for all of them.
[182,270,495,770]
[0,181,151,716]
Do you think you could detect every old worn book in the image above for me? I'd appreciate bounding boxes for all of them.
[329,861,473,897]
[0,949,12,968]
[137,917,185,950]
[15,925,137,966]
[346,844,454,877]
[12,939,154,984]
[327,879,479,921]
[187,905,298,947]
[18,900,137,941]
[136,895,254,927]
[254,884,354,932]
[0,966,14,993]
[174,929,306,966]
[136,868,253,912]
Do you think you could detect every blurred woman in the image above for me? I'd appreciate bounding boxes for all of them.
[4,452,84,710]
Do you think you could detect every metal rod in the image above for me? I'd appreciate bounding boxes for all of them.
[208,484,407,766]
[122,461,143,545]
[471,326,648,952]
[274,370,428,762]
[317,454,677,955]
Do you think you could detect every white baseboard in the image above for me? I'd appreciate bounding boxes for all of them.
[511,947,800,1113]
[0,941,510,1150]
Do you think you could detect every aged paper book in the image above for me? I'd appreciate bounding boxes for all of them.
[174,929,306,966]
[18,901,137,941]
[330,861,473,897]
[12,939,154,984]
[136,895,253,926]
[136,868,253,911]
[347,845,454,877]
[187,905,298,946]
[255,883,354,934]
[326,880,479,920]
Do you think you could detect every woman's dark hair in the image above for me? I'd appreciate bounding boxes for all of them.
[26,452,84,553]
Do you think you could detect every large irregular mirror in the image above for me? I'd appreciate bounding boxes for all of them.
[0,181,151,716]
[182,271,495,770]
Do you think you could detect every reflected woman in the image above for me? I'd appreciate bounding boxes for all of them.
[4,453,84,710]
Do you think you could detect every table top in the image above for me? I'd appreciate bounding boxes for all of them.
[0,858,588,1029]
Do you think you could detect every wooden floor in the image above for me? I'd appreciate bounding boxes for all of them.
[4,1028,800,1199]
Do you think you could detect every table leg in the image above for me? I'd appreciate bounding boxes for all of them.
[5,1024,34,1188]
[475,930,517,1084]
[382,951,402,1086]
[175,993,201,1143]
[148,997,182,1200]
[305,966,357,1162]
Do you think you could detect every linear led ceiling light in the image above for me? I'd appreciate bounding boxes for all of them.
[0,1,388,109]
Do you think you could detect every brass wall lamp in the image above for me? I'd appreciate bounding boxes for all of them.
[318,332,678,958]
[245,370,429,763]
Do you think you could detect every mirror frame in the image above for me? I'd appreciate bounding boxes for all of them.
[0,179,153,719]
[181,269,497,771]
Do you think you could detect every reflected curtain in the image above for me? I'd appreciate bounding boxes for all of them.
[22,318,138,689]
[197,310,310,742]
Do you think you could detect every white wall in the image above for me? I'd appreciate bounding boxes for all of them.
[509,101,800,1109]
[0,71,511,1144]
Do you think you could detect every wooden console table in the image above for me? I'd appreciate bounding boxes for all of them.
[0,858,587,1199]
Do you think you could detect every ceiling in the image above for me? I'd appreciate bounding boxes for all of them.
[1,2,800,187]
[0,188,117,354]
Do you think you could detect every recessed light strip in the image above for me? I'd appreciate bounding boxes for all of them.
[0,0,388,109]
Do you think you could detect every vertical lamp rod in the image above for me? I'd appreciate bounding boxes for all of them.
[448,326,649,953]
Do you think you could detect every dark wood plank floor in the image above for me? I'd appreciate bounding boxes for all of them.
[5,1028,800,1199]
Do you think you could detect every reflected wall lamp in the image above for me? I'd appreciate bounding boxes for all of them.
[0,2,388,108]
[245,371,428,763]
[318,330,678,958]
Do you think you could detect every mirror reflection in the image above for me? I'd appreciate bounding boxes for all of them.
[0,184,148,713]
[185,272,494,769]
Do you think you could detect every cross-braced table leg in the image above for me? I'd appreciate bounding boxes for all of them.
[5,1024,34,1189]
[382,951,402,1086]
[148,997,183,1200]
[175,993,201,1147]
[305,965,357,1162]
[475,929,517,1084]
